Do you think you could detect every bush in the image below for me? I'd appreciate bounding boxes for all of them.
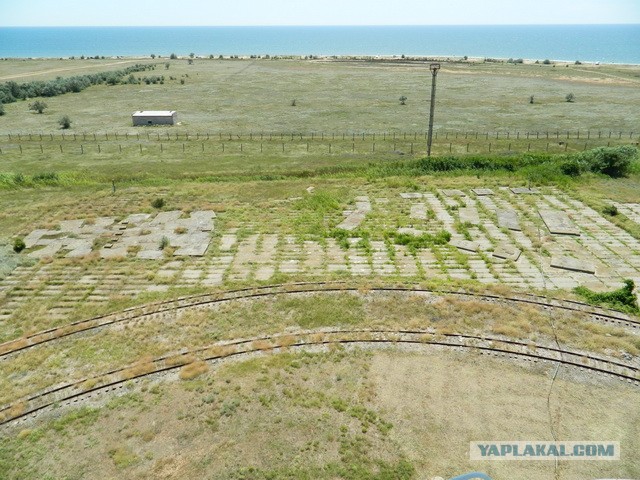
[33,172,59,183]
[13,238,26,253]
[578,146,637,178]
[565,92,575,102]
[170,53,178,60]
[574,279,638,313]
[0,102,4,116]
[58,115,71,129]
[159,236,170,250]
[151,198,165,209]
[602,204,618,216]
[28,100,47,114]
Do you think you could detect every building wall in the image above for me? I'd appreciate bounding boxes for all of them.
[132,113,176,126]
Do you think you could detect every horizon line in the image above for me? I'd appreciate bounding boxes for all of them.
[2,23,640,28]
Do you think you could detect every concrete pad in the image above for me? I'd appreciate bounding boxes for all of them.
[124,213,151,225]
[492,243,522,261]
[65,243,93,258]
[510,187,540,194]
[497,210,521,231]
[472,188,494,196]
[23,229,50,248]
[59,219,84,232]
[442,189,465,197]
[100,247,128,259]
[550,256,596,274]
[458,207,480,225]
[400,193,424,199]
[29,242,63,259]
[450,239,480,253]
[137,250,164,260]
[220,234,237,251]
[539,209,580,236]
[337,211,366,231]
[410,203,427,220]
[151,210,183,225]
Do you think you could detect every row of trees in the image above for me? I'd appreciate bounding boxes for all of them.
[0,64,155,106]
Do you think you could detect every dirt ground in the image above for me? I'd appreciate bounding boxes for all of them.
[2,347,637,480]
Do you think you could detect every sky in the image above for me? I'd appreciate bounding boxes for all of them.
[1,0,639,26]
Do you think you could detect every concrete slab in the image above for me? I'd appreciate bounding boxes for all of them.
[100,247,128,259]
[151,210,183,225]
[137,250,164,260]
[28,242,63,258]
[458,207,480,225]
[450,239,480,253]
[410,203,427,220]
[472,188,494,196]
[400,193,424,199]
[511,187,540,194]
[539,209,580,236]
[497,210,521,231]
[492,243,522,261]
[550,256,596,274]
[442,189,465,197]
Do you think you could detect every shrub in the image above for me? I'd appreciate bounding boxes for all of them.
[151,197,165,209]
[170,53,177,59]
[159,236,170,250]
[13,238,26,253]
[602,204,618,216]
[574,279,638,313]
[28,100,47,114]
[0,102,4,116]
[578,146,637,178]
[542,59,551,65]
[33,171,59,183]
[58,115,72,129]
[559,157,587,176]
[565,92,575,102]
[399,95,407,105]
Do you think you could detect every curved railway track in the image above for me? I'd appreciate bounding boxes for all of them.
[1,281,638,360]
[1,327,638,427]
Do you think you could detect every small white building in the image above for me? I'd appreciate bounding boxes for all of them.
[132,110,177,126]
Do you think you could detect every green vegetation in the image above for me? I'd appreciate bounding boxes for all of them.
[58,115,72,129]
[0,64,154,106]
[151,197,166,209]
[574,279,639,314]
[12,238,25,253]
[28,100,47,114]
[386,230,451,253]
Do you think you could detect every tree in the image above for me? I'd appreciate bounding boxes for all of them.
[399,95,407,105]
[529,95,535,104]
[151,54,156,59]
[187,59,194,65]
[59,115,72,129]
[565,93,575,103]
[189,52,195,59]
[170,53,178,60]
[28,100,48,114]
[0,102,4,116]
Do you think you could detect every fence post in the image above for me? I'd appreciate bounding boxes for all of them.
[81,145,84,154]
[59,145,63,153]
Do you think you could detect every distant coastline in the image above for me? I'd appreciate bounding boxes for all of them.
[1,25,639,64]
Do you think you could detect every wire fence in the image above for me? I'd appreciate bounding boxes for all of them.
[1,130,637,143]
[0,130,636,157]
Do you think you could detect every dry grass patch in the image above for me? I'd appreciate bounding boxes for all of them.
[178,360,209,380]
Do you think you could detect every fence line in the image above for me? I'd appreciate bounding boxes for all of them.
[2,130,638,144]
[0,138,630,157]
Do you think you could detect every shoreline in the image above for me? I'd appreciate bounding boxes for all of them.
[1,54,638,68]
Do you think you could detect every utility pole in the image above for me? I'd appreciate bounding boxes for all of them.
[427,63,441,157]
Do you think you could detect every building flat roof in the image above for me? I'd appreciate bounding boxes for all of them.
[132,111,176,117]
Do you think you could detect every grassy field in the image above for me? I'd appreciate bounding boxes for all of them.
[0,57,639,479]
[1,57,639,134]
[2,348,638,480]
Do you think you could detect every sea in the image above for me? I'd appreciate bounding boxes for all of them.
[0,25,639,64]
